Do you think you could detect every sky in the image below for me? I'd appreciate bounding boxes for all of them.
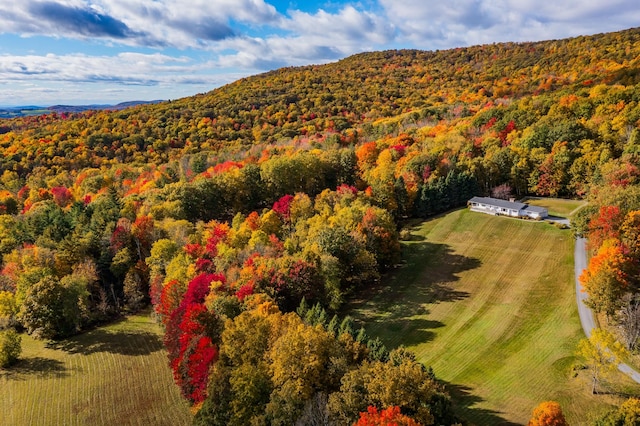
[0,1,639,106]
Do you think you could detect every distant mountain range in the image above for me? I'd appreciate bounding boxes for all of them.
[0,100,163,118]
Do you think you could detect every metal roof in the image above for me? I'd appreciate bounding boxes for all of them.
[468,196,526,210]
[522,205,548,213]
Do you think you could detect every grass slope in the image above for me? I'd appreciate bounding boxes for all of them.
[522,197,587,218]
[350,209,636,425]
[0,312,191,426]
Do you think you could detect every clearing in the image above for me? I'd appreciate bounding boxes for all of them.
[522,197,587,218]
[0,312,191,426]
[350,208,638,425]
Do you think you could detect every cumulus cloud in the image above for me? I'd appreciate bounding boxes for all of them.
[28,2,134,39]
[0,50,252,104]
[0,1,395,61]
[286,6,395,45]
[0,1,402,104]
[0,0,638,105]
[1,1,638,59]
[208,5,396,70]
[0,52,211,85]
[379,0,640,48]
[0,0,281,48]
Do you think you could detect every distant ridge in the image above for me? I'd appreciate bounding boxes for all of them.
[0,100,163,118]
[47,100,164,113]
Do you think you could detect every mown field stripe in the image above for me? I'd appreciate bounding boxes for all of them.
[1,313,191,426]
[350,209,639,424]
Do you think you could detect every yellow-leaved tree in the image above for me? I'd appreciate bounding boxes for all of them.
[577,328,629,394]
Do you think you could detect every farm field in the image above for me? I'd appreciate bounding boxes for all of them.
[0,312,191,426]
[349,208,638,425]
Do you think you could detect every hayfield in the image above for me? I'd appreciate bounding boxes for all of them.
[350,208,638,425]
[0,312,191,426]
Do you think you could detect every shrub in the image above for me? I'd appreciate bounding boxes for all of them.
[0,328,21,367]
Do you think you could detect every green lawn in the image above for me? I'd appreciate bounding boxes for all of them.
[522,197,587,218]
[0,312,191,426]
[349,209,638,425]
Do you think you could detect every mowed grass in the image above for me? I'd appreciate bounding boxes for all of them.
[522,197,587,218]
[349,209,637,425]
[0,312,191,426]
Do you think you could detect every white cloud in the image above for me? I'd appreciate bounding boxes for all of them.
[1,53,159,83]
[208,5,396,70]
[0,0,639,105]
[287,6,395,45]
[379,0,640,48]
[0,54,248,105]
[0,0,282,49]
[0,1,406,104]
[0,51,247,100]
[0,1,395,59]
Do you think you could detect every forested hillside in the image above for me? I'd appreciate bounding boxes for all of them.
[1,27,640,424]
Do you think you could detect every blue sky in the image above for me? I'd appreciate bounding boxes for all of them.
[0,1,639,106]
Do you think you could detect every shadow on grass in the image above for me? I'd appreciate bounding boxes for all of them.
[446,382,519,426]
[46,328,164,356]
[376,241,481,304]
[591,378,640,399]
[1,356,68,380]
[381,317,445,347]
[349,240,481,349]
[400,232,427,242]
[400,241,480,303]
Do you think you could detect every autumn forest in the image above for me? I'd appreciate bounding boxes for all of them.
[1,27,640,425]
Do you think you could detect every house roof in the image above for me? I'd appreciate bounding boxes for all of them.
[522,205,548,213]
[469,196,526,210]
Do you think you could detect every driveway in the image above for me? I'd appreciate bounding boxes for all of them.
[547,215,571,227]
[574,237,640,383]
[575,238,596,338]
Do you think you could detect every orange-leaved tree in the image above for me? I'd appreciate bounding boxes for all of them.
[355,406,422,426]
[579,239,629,316]
[528,401,567,426]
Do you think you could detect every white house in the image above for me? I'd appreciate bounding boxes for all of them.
[468,196,548,219]
[520,204,549,219]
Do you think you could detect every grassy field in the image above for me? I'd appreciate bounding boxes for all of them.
[0,312,191,426]
[522,197,587,218]
[349,209,638,425]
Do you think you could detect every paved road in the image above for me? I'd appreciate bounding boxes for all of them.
[574,237,640,383]
[574,238,595,338]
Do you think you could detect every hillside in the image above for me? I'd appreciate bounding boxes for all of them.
[1,28,639,176]
[350,208,640,424]
[0,27,639,424]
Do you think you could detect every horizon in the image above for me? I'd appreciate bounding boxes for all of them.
[0,100,162,108]
[1,1,639,106]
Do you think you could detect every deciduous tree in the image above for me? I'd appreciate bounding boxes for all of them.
[0,291,17,328]
[594,397,640,426]
[0,328,21,367]
[577,328,629,394]
[327,351,455,425]
[617,293,640,351]
[355,405,422,426]
[580,240,629,316]
[527,401,567,426]
[18,275,87,339]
